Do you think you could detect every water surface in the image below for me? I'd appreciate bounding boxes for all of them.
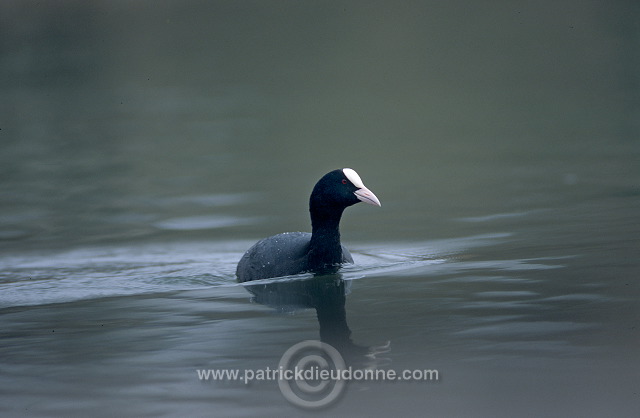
[1,1,639,417]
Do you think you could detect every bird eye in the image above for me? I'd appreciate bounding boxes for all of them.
[342,179,348,184]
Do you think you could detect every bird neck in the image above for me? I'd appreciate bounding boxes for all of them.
[308,207,345,270]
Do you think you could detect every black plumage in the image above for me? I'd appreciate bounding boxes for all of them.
[236,168,380,282]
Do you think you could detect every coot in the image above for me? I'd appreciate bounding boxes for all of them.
[236,168,380,282]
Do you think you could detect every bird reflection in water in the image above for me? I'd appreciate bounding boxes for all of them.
[243,273,390,368]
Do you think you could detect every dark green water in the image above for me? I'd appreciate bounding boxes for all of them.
[1,1,639,417]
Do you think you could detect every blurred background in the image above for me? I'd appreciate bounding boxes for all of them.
[1,0,637,249]
[0,1,638,417]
